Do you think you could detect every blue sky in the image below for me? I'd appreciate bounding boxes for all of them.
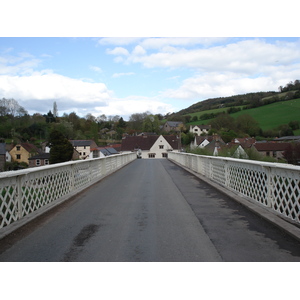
[1,37,300,120]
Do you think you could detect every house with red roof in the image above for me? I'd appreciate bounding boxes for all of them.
[9,143,40,165]
[252,142,290,160]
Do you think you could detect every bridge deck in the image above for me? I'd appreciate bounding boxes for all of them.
[1,159,300,262]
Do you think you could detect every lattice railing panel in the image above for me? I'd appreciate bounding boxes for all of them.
[211,160,226,186]
[0,177,19,228]
[168,152,300,224]
[0,153,136,232]
[228,162,268,206]
[21,168,72,216]
[271,168,300,222]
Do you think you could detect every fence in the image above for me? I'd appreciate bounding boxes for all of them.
[168,152,300,224]
[0,153,136,237]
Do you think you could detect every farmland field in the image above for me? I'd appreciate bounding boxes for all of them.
[187,98,300,131]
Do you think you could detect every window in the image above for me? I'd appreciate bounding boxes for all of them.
[159,145,164,149]
[16,154,21,160]
[16,146,21,151]
[162,153,168,158]
[148,153,156,158]
[45,159,49,165]
[36,159,41,166]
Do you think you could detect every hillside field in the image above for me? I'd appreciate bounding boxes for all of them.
[187,98,300,132]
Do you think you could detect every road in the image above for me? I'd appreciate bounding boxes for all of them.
[1,159,300,262]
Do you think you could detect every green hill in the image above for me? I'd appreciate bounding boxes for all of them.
[186,98,300,133]
[230,98,300,131]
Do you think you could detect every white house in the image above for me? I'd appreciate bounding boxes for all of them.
[70,140,98,160]
[121,134,180,159]
[190,136,214,149]
[189,125,211,136]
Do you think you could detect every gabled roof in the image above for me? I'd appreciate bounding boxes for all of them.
[253,142,290,152]
[165,121,183,127]
[70,140,97,147]
[190,124,211,129]
[121,135,179,151]
[18,143,40,153]
[28,153,50,160]
[92,147,119,156]
[232,137,256,148]
[194,136,214,145]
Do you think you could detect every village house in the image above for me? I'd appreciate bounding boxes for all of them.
[190,135,215,149]
[231,137,256,149]
[252,142,290,160]
[189,124,211,136]
[91,146,119,158]
[121,134,180,159]
[28,153,50,168]
[70,140,98,160]
[9,143,40,165]
[162,121,184,133]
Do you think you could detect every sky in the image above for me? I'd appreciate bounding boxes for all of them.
[0,1,299,123]
[1,36,299,121]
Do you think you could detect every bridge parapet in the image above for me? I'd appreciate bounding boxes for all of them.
[0,153,136,237]
[169,152,300,224]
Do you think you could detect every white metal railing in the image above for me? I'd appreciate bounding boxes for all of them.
[0,153,136,235]
[168,152,300,224]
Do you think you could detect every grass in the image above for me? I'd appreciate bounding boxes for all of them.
[186,98,300,131]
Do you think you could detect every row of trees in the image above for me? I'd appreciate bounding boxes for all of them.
[0,98,169,148]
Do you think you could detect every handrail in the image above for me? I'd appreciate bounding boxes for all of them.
[0,153,136,237]
[168,152,300,224]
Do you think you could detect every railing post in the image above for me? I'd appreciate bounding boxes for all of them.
[16,175,23,220]
[264,166,273,208]
[224,160,229,188]
[70,164,75,192]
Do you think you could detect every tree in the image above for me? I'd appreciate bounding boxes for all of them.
[142,115,160,133]
[48,130,74,164]
[209,113,235,132]
[117,117,127,129]
[128,111,150,131]
[0,98,28,117]
[45,110,56,123]
[53,101,58,118]
[236,114,261,136]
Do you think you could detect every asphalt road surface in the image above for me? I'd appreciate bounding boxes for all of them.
[1,159,300,262]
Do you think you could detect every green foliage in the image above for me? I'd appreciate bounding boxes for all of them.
[142,114,160,133]
[181,132,194,146]
[48,130,74,164]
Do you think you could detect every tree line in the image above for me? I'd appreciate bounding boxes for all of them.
[0,99,168,147]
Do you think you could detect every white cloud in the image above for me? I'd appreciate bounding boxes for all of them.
[89,65,102,73]
[132,45,146,56]
[106,47,129,56]
[97,37,142,46]
[94,96,174,118]
[139,37,228,49]
[108,39,300,76]
[162,73,286,100]
[0,72,113,116]
[112,72,135,78]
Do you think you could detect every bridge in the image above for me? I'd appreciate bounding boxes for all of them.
[0,153,300,261]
